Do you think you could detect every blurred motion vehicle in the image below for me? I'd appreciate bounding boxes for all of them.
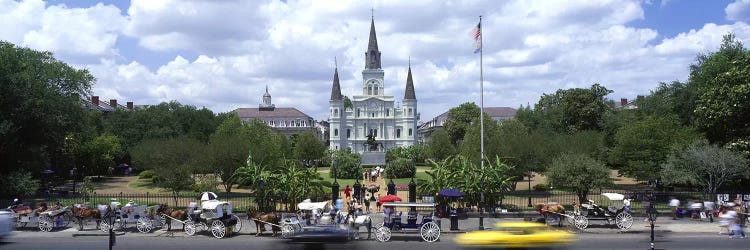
[0,209,13,239]
[455,221,575,249]
[286,224,357,243]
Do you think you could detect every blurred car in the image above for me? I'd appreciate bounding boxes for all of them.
[0,209,14,239]
[286,224,357,243]
[455,221,575,249]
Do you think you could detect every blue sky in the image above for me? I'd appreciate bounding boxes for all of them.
[2,0,750,121]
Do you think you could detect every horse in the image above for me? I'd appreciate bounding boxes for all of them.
[70,205,101,231]
[248,209,280,236]
[156,204,187,231]
[535,203,566,227]
[344,211,372,239]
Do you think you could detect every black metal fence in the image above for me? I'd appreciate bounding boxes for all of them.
[3,190,748,214]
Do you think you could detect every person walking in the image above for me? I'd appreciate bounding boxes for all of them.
[726,203,745,238]
[669,197,680,220]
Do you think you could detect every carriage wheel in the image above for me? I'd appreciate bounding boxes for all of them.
[281,224,295,238]
[136,217,153,233]
[158,214,166,228]
[375,226,391,242]
[420,222,440,242]
[184,221,197,236]
[232,214,242,233]
[573,215,588,230]
[374,222,384,229]
[211,220,226,239]
[615,213,633,230]
[38,216,54,232]
[565,212,576,226]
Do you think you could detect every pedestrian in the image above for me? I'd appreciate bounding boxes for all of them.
[364,199,370,214]
[624,196,631,214]
[376,194,382,212]
[371,168,378,182]
[726,203,745,238]
[345,185,352,200]
[669,197,680,220]
[704,200,716,223]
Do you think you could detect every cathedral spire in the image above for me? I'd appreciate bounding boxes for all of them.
[365,15,381,69]
[330,66,342,101]
[404,61,416,100]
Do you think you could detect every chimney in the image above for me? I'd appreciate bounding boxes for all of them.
[92,96,99,106]
[127,102,134,110]
[620,98,628,106]
[110,99,117,108]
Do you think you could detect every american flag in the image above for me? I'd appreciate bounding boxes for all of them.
[472,21,481,53]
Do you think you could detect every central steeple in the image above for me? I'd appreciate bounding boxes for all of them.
[365,16,381,69]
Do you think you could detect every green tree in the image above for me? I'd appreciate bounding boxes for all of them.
[545,153,613,203]
[131,137,203,201]
[0,171,40,198]
[660,142,750,198]
[326,148,362,179]
[426,129,455,161]
[690,33,750,144]
[443,102,481,145]
[385,157,416,178]
[609,116,699,180]
[294,131,325,167]
[206,134,248,193]
[0,41,94,174]
[459,115,501,165]
[637,81,697,126]
[534,84,613,133]
[77,134,122,177]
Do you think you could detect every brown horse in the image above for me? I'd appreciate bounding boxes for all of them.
[248,210,280,236]
[70,205,101,231]
[156,204,187,231]
[535,203,566,227]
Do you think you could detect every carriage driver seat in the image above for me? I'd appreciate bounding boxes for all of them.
[188,202,202,217]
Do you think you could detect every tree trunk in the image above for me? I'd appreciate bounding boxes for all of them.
[577,190,589,204]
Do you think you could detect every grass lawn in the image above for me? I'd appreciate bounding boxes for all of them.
[127,177,166,193]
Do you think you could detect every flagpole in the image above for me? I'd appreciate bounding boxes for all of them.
[478,15,485,231]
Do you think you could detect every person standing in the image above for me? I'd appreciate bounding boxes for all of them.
[344,185,352,201]
[624,197,631,214]
[669,197,680,220]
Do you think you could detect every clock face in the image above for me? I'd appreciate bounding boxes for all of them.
[368,100,378,109]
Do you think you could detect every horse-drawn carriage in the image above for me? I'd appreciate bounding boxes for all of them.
[374,202,441,242]
[279,200,332,238]
[568,193,633,230]
[181,200,242,238]
[98,202,162,233]
[8,203,73,232]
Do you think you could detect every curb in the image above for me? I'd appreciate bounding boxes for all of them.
[72,232,126,237]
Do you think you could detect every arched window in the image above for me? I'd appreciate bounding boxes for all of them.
[368,85,373,95]
[373,85,378,95]
[334,129,339,137]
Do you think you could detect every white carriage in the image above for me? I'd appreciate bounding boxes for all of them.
[374,202,441,243]
[567,193,634,230]
[280,200,331,238]
[181,200,242,238]
[8,204,72,232]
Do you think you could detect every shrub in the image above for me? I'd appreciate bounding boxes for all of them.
[327,148,362,179]
[385,158,415,179]
[139,170,154,179]
[533,183,549,191]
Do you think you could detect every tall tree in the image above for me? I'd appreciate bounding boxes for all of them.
[426,129,455,161]
[459,115,501,166]
[546,153,613,203]
[661,142,750,198]
[131,137,204,200]
[689,33,750,144]
[443,102,481,145]
[76,134,122,177]
[0,41,94,174]
[294,130,326,167]
[534,84,613,133]
[609,116,699,180]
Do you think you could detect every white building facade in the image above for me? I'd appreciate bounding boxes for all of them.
[328,17,418,154]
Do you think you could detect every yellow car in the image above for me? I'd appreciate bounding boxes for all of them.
[455,221,576,249]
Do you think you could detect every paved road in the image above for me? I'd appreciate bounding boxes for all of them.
[2,232,748,250]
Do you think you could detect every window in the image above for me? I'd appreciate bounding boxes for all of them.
[347,129,351,138]
[374,129,378,137]
[335,109,339,117]
[386,109,390,116]
[368,85,372,95]
[408,128,413,136]
[357,108,360,117]
[396,129,401,138]
[334,129,338,137]
[408,108,412,116]
[373,85,378,95]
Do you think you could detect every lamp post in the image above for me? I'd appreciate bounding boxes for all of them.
[479,178,485,230]
[106,209,116,250]
[647,203,658,250]
[70,167,77,195]
[258,178,265,212]
[332,159,339,201]
[527,170,533,207]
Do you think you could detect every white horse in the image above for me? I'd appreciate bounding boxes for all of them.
[342,211,372,239]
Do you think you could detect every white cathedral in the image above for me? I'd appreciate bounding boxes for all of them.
[328,17,419,154]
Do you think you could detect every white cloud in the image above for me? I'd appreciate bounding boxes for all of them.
[0,0,125,62]
[4,0,750,121]
[727,0,750,22]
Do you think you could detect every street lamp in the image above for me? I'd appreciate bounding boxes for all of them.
[332,159,339,201]
[106,209,116,250]
[647,203,658,250]
[479,178,485,230]
[527,170,533,207]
